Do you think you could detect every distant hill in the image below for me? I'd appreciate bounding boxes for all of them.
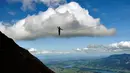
[88,54,130,70]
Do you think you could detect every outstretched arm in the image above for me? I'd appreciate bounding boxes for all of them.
[60,28,63,30]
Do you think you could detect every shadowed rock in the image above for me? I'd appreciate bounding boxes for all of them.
[0,31,55,73]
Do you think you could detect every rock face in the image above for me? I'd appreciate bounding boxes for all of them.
[0,31,55,73]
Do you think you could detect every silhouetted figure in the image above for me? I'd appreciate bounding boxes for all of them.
[0,31,55,73]
[57,26,63,36]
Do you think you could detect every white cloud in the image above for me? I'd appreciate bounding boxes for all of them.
[21,0,37,11]
[28,41,130,54]
[7,0,37,11]
[28,48,70,54]
[28,48,37,52]
[8,11,16,15]
[0,2,116,40]
[74,41,130,53]
[40,0,67,8]
[87,41,130,49]
[7,0,66,11]
[74,47,123,53]
[109,41,130,49]
[75,48,82,52]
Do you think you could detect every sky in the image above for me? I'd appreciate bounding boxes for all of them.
[0,0,130,55]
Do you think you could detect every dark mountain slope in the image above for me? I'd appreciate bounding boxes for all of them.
[0,31,55,73]
[101,54,130,70]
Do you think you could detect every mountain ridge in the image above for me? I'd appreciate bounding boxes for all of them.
[0,31,55,73]
[88,53,130,71]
